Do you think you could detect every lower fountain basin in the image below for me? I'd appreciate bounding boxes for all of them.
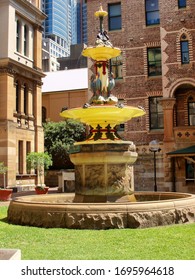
[7,192,195,229]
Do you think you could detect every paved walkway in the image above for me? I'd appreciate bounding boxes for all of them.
[0,187,59,207]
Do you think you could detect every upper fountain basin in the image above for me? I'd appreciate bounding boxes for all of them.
[82,45,121,61]
[60,105,145,127]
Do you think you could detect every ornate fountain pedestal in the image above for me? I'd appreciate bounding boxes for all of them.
[60,105,145,202]
[71,142,137,202]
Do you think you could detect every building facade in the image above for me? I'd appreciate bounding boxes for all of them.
[0,0,45,189]
[86,0,195,193]
[42,68,88,122]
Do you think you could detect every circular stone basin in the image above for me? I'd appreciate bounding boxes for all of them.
[7,192,195,229]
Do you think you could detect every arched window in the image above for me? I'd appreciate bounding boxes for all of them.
[180,34,189,64]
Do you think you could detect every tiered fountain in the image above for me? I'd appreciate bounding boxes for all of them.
[8,6,195,229]
[59,5,145,203]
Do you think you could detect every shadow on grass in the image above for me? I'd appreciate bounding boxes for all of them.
[0,217,9,224]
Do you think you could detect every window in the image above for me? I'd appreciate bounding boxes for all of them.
[42,107,47,123]
[18,141,23,174]
[180,35,189,64]
[110,54,123,79]
[108,3,121,31]
[26,142,31,174]
[24,25,29,56]
[145,0,160,26]
[16,81,20,112]
[147,48,162,76]
[16,20,21,52]
[24,84,28,115]
[186,159,195,183]
[16,17,32,58]
[178,0,186,8]
[149,97,164,129]
[188,101,195,126]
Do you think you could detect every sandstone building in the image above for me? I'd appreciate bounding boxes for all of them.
[86,0,195,193]
[0,0,45,188]
[42,68,88,122]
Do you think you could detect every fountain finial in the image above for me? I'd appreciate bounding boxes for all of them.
[95,4,108,34]
[94,4,108,18]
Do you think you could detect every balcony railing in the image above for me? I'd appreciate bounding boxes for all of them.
[174,126,195,143]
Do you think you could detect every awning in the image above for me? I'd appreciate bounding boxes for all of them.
[167,145,195,157]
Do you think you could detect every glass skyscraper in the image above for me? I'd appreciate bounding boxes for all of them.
[42,0,87,67]
[42,0,71,57]
[71,0,87,45]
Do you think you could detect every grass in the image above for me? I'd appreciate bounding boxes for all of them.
[0,206,195,260]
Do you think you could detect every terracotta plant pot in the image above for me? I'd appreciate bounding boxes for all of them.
[35,186,49,195]
[0,189,13,201]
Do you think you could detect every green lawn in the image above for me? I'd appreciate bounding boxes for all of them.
[0,206,195,260]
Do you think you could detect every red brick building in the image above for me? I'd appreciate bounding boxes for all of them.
[86,0,195,193]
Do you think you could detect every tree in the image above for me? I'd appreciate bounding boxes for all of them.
[43,120,86,169]
[26,152,52,187]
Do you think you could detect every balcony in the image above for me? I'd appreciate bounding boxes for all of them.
[174,126,195,143]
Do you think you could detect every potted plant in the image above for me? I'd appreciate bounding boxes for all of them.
[26,152,52,194]
[0,162,12,201]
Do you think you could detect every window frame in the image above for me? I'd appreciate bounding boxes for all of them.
[147,47,162,77]
[149,96,164,130]
[180,40,189,64]
[16,20,21,53]
[145,0,160,26]
[110,54,123,79]
[24,24,29,57]
[185,158,195,183]
[178,0,186,9]
[108,3,122,31]
[23,84,28,115]
[42,107,47,123]
[188,101,195,126]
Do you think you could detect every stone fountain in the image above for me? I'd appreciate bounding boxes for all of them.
[7,6,195,229]
[59,5,145,203]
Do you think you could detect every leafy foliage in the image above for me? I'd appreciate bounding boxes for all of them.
[26,152,52,186]
[0,162,7,174]
[26,152,52,171]
[43,120,86,169]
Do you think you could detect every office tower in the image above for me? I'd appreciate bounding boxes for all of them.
[42,0,71,58]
